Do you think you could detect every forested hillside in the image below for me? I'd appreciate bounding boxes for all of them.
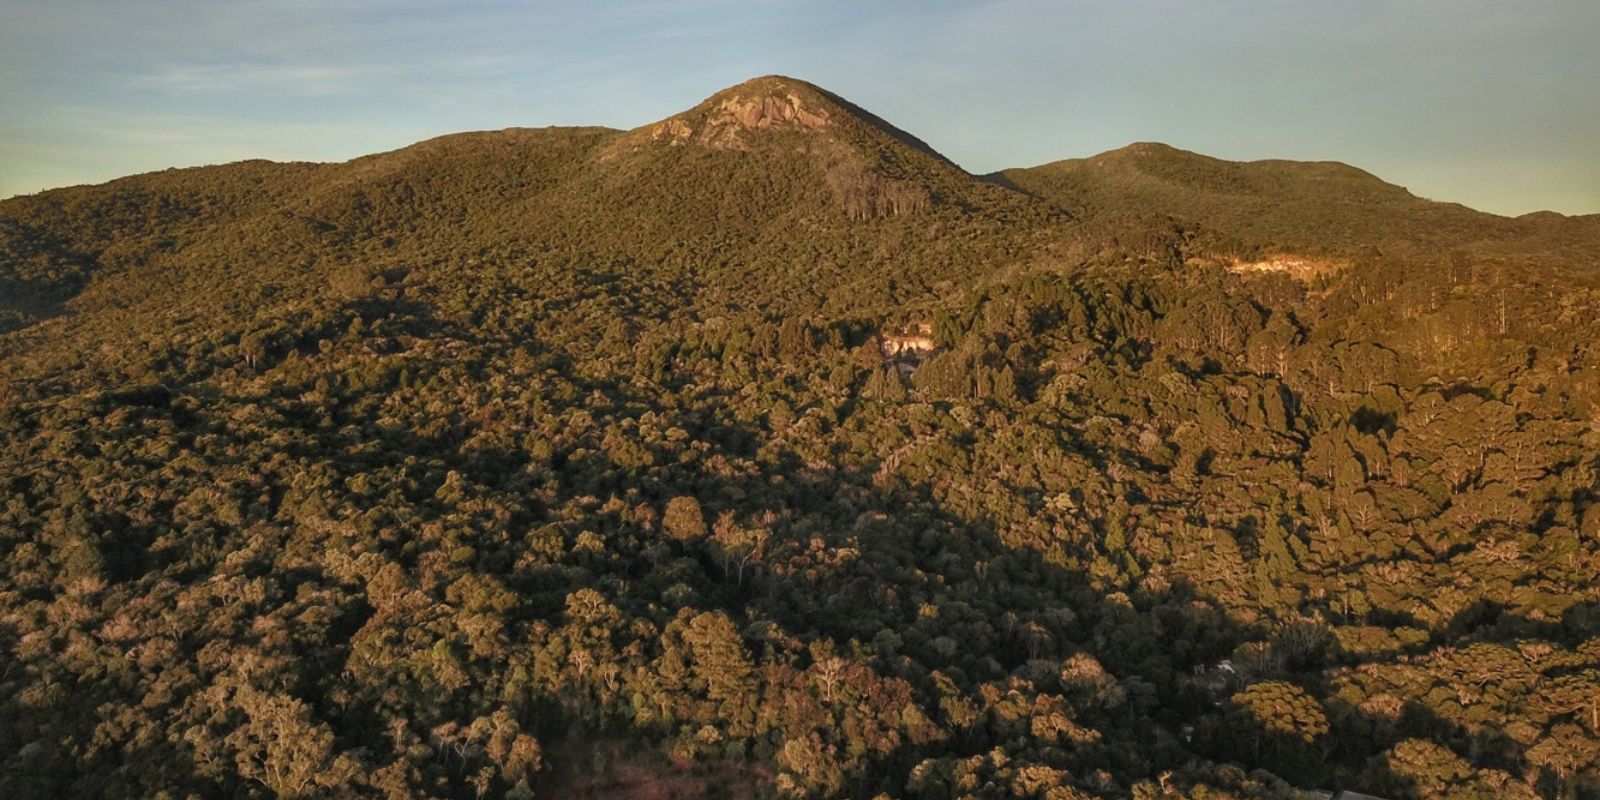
[2,76,1597,800]
[1001,142,1600,264]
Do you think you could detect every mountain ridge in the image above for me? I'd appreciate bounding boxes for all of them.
[1000,139,1595,259]
[5,74,1597,339]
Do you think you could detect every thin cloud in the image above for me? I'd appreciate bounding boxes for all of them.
[131,63,381,96]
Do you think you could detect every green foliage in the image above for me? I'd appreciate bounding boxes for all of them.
[1,76,1598,800]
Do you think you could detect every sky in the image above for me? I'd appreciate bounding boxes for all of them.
[2,0,1596,216]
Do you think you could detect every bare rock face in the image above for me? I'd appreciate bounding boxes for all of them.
[649,118,693,145]
[715,92,831,131]
[648,76,835,150]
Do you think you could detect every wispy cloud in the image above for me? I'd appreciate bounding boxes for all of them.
[131,62,381,96]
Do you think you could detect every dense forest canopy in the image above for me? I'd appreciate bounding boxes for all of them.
[2,75,1597,800]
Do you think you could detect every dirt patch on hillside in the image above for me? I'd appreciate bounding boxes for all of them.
[1226,254,1347,281]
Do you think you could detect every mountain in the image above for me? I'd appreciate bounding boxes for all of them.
[2,77,1599,800]
[1001,141,1600,262]
[1,76,1071,342]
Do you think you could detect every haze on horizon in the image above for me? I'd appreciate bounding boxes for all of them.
[2,0,1596,217]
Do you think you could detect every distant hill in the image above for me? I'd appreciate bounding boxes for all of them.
[1000,141,1598,262]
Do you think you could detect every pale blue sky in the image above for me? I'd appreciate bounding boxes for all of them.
[2,0,1596,215]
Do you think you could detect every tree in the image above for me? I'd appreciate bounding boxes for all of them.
[225,686,356,799]
[711,511,768,586]
[664,496,707,541]
[1227,681,1329,783]
[1527,724,1600,795]
[240,332,267,369]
